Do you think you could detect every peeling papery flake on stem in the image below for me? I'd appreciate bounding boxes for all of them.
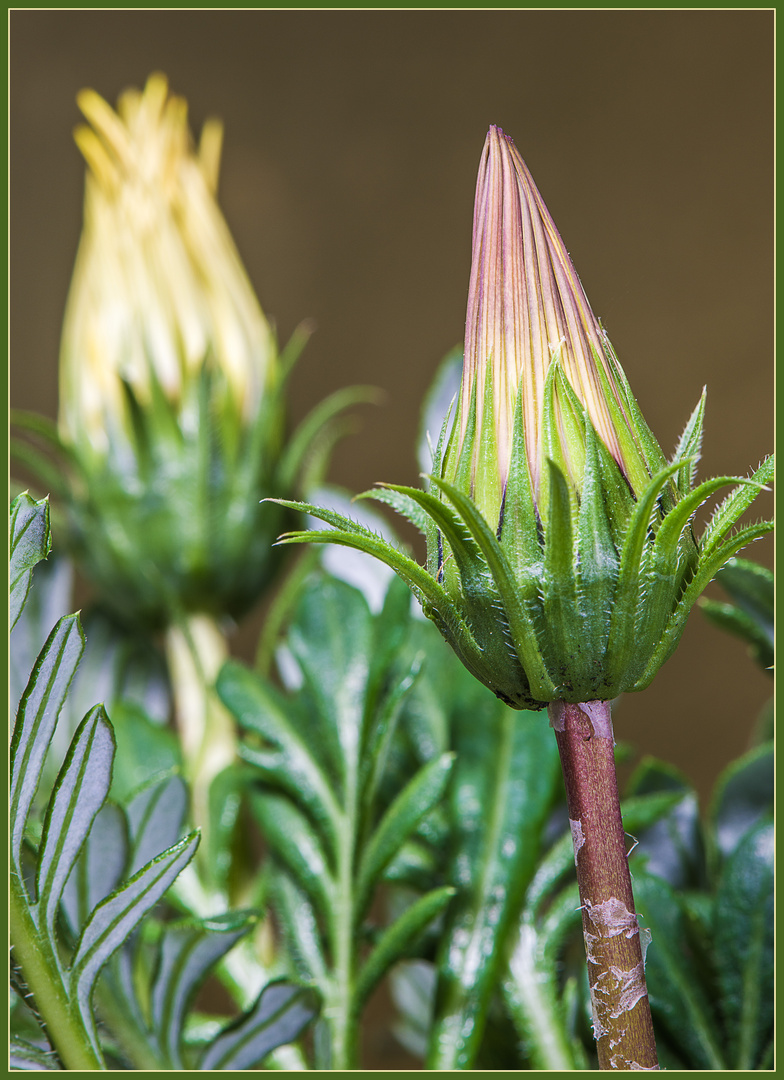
[584,896,641,940]
[570,818,585,863]
[594,963,648,1019]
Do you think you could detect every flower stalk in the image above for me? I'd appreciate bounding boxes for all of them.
[265,124,772,1068]
[549,701,658,1069]
[164,614,236,852]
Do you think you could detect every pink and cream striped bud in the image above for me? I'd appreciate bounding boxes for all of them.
[443,126,660,531]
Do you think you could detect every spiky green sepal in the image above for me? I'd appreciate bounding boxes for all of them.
[270,407,772,709]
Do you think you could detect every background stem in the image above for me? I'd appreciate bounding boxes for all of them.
[164,616,308,1070]
[548,700,658,1070]
[164,614,236,848]
[10,880,104,1070]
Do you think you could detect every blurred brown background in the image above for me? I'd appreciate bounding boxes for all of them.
[11,9,773,807]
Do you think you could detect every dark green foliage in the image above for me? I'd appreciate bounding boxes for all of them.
[217,571,456,1068]
[625,747,773,1069]
[9,495,315,1071]
[9,495,199,1068]
[701,557,773,672]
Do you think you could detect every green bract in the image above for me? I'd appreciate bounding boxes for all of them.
[270,126,773,710]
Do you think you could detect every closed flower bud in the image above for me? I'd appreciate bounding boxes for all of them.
[442,126,659,531]
[271,127,774,710]
[60,72,274,458]
[16,73,361,630]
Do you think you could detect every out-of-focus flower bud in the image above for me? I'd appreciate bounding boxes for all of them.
[60,73,275,459]
[16,74,368,630]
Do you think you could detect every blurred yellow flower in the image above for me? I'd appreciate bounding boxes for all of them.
[59,72,274,452]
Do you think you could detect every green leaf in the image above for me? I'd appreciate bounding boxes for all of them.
[270,498,478,657]
[700,557,773,671]
[700,599,773,671]
[13,592,176,806]
[713,819,773,1068]
[400,619,456,764]
[10,493,51,630]
[624,759,705,889]
[98,944,167,1069]
[575,419,619,654]
[10,555,73,719]
[35,706,115,942]
[272,872,329,988]
[654,475,758,569]
[107,701,182,803]
[542,458,584,690]
[429,475,556,701]
[61,803,128,938]
[303,487,401,615]
[199,980,318,1070]
[366,570,417,691]
[355,886,455,1008]
[599,339,670,487]
[604,458,684,686]
[151,911,256,1068]
[358,653,422,834]
[709,742,773,867]
[10,1037,61,1070]
[69,832,200,1056]
[389,960,437,1062]
[519,828,578,922]
[540,358,582,520]
[421,362,462,576]
[250,792,334,913]
[712,557,773,632]
[498,383,543,575]
[10,409,66,458]
[631,475,753,676]
[10,614,86,873]
[98,910,258,1070]
[417,347,462,475]
[427,706,561,1069]
[125,773,189,876]
[364,484,431,535]
[287,574,373,784]
[631,870,726,1069]
[504,897,582,1070]
[635,517,774,690]
[9,512,198,1070]
[356,752,454,919]
[205,764,247,895]
[11,437,73,502]
[373,482,499,626]
[223,667,341,853]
